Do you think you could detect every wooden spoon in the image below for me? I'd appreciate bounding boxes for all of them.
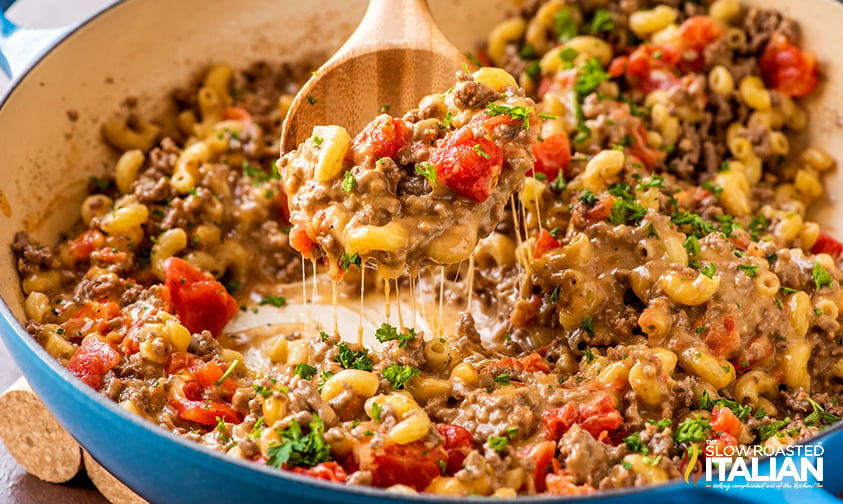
[280,0,471,153]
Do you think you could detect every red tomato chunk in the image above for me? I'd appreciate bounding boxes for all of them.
[66,336,120,390]
[162,257,238,337]
[532,132,571,181]
[430,126,503,203]
[760,33,819,97]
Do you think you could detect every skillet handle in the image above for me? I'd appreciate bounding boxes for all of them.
[0,0,73,82]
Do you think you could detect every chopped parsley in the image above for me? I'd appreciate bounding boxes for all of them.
[440,111,453,129]
[383,363,421,389]
[589,9,615,34]
[370,402,382,421]
[580,315,595,337]
[683,235,701,257]
[488,435,509,453]
[574,57,610,100]
[698,391,752,421]
[473,144,491,159]
[316,370,334,393]
[738,264,760,277]
[266,416,331,469]
[755,408,767,420]
[702,180,723,197]
[609,198,648,227]
[671,212,715,238]
[701,263,716,278]
[312,136,323,146]
[748,213,768,241]
[624,431,649,454]
[574,120,592,144]
[549,285,561,303]
[294,363,318,380]
[415,161,437,185]
[648,419,672,431]
[559,47,579,68]
[306,95,317,105]
[578,189,598,207]
[583,347,596,364]
[339,252,362,271]
[673,415,711,444]
[756,417,791,441]
[214,360,239,386]
[335,342,373,371]
[553,8,578,42]
[342,170,357,193]
[374,323,416,348]
[259,295,287,307]
[494,372,511,386]
[804,397,840,428]
[252,384,272,398]
[813,263,834,290]
[485,102,534,129]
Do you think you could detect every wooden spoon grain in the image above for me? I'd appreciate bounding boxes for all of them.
[280,0,471,153]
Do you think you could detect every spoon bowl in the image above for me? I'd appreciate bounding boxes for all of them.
[280,0,470,152]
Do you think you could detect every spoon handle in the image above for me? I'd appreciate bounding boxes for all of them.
[341,0,459,57]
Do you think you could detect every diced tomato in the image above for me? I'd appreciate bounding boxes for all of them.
[474,50,493,68]
[69,230,105,261]
[92,246,129,264]
[290,461,347,482]
[520,441,556,492]
[759,33,819,97]
[430,127,504,203]
[711,406,743,439]
[510,293,543,329]
[545,462,596,495]
[532,132,571,181]
[361,440,447,491]
[289,224,318,258]
[608,56,628,79]
[625,45,681,93]
[677,16,724,53]
[519,352,552,374]
[533,228,562,259]
[542,402,579,441]
[811,231,843,259]
[488,352,551,375]
[703,315,740,358]
[732,335,774,372]
[352,114,409,163]
[162,257,238,337]
[169,371,243,426]
[537,77,553,99]
[62,301,121,339]
[190,359,238,397]
[706,410,740,457]
[675,16,724,72]
[278,188,290,223]
[435,424,474,475]
[626,17,722,92]
[66,336,120,390]
[542,392,623,442]
[629,124,665,170]
[585,197,614,223]
[165,351,196,375]
[172,396,243,425]
[223,106,253,123]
